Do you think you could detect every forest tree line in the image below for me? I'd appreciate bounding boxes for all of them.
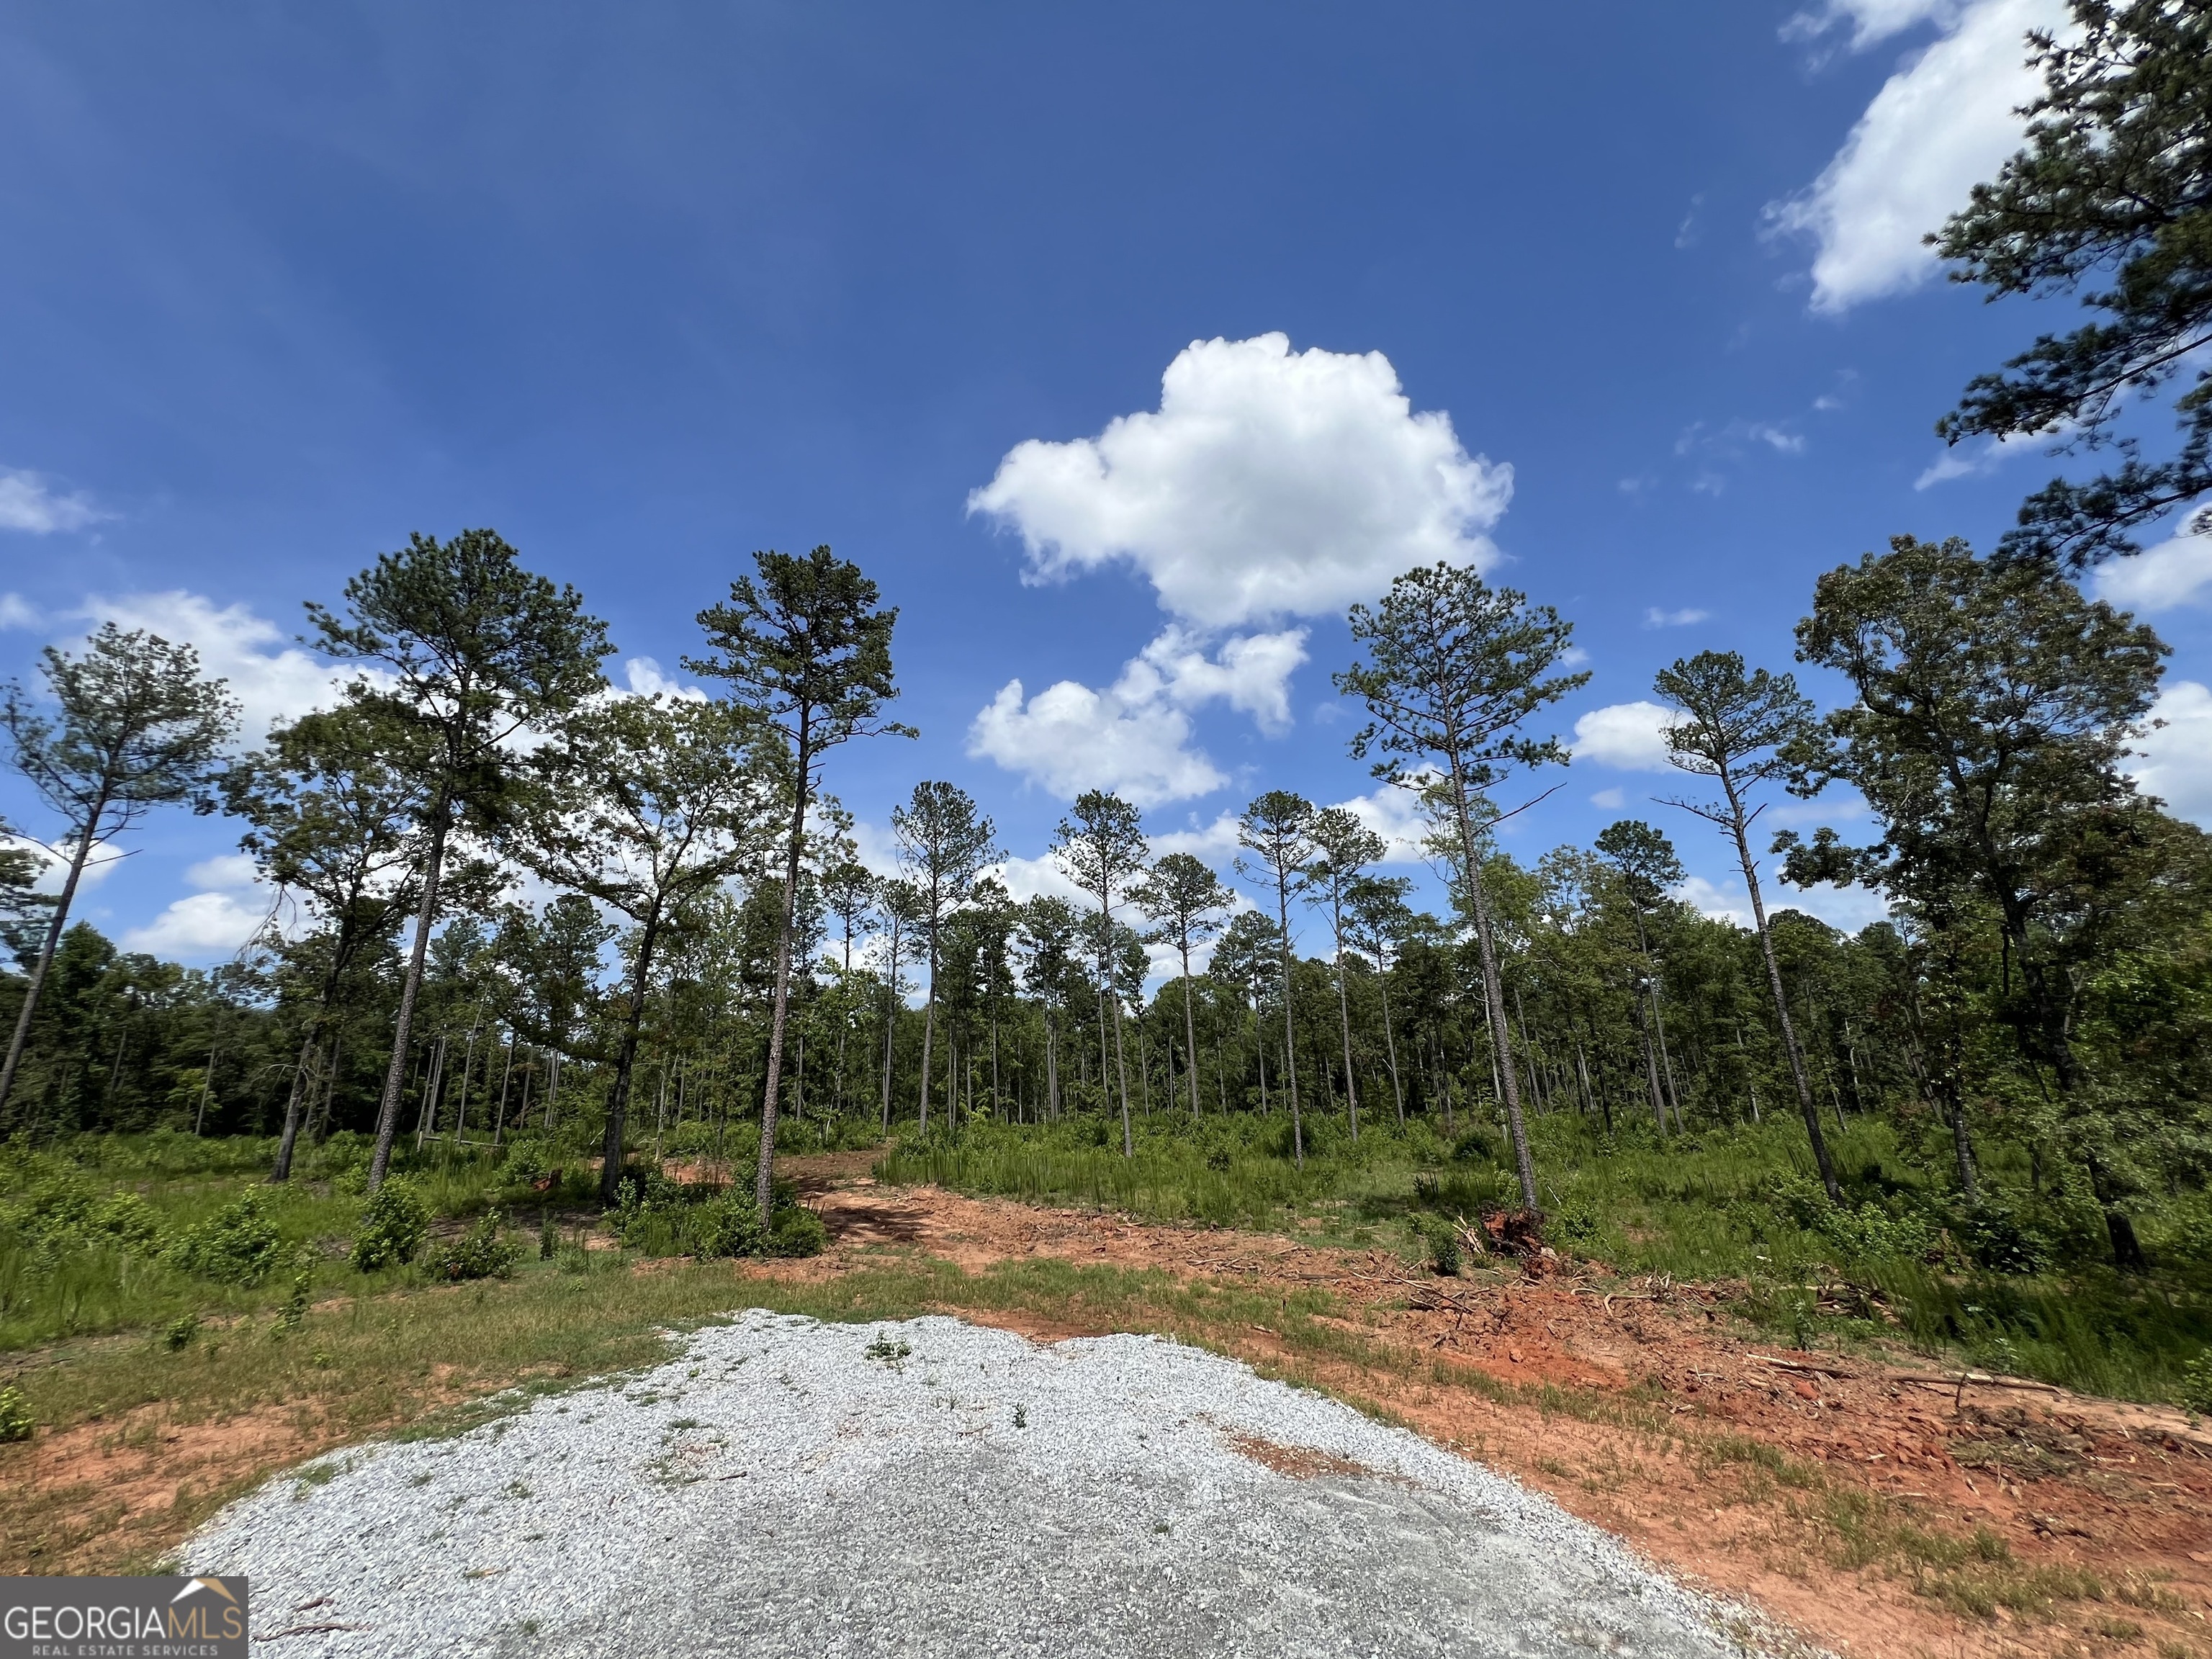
[0,527,2204,1274]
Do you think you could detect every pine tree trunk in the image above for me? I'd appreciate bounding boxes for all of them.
[0,802,109,1122]
[369,796,449,1192]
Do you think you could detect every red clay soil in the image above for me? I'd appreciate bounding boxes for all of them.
[773,1159,2212,1659]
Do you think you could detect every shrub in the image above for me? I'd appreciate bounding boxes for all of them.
[425,1210,520,1282]
[164,1313,199,1351]
[495,1140,557,1190]
[89,1193,163,1254]
[765,1203,828,1259]
[351,1177,429,1272]
[2181,1352,2212,1417]
[1425,1216,1461,1277]
[1953,1195,2051,1275]
[0,1385,32,1443]
[165,1192,284,1286]
[273,1269,313,1337]
[689,1192,765,1259]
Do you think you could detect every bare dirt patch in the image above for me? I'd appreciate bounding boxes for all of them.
[782,1167,2212,1659]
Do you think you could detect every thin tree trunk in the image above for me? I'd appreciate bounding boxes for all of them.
[1723,783,1839,1200]
[1179,943,1201,1120]
[1447,758,1537,1211]
[880,909,902,1133]
[449,1021,480,1151]
[493,1031,514,1147]
[369,796,449,1191]
[1378,968,1404,1128]
[599,911,665,1205]
[271,1030,319,1182]
[1332,919,1358,1142]
[1275,881,1302,1169]
[0,809,107,1121]
[757,724,811,1215]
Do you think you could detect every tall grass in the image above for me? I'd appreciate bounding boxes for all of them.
[878,1105,2212,1404]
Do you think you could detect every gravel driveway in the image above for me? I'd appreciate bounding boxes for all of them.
[189,1312,1763,1658]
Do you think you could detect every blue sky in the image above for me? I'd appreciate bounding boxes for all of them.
[3,0,2208,965]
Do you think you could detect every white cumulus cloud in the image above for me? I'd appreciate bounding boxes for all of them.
[0,467,109,534]
[968,332,1511,630]
[1572,701,1684,772]
[1644,606,1710,629]
[1772,0,2062,313]
[122,855,275,960]
[620,656,709,701]
[968,675,1226,808]
[2130,680,2212,826]
[967,626,1309,806]
[81,591,351,745]
[2092,530,2212,614]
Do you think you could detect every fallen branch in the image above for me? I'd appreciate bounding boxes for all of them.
[1893,1371,2062,1396]
[1748,1353,1859,1380]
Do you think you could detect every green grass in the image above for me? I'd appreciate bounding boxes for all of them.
[878,1105,2212,1405]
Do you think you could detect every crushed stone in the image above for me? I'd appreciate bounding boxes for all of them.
[189,1312,1775,1658]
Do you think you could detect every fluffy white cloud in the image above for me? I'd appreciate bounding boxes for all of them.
[968,333,1511,630]
[1118,626,1309,734]
[2092,530,2212,613]
[122,855,274,960]
[0,467,109,534]
[1643,606,1709,629]
[1772,0,2062,313]
[968,675,1226,807]
[1571,701,1683,772]
[81,591,351,744]
[1333,779,1438,866]
[968,626,1310,805]
[621,656,709,700]
[2129,680,2212,825]
[0,593,38,629]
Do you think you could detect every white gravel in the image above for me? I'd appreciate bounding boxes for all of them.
[189,1312,1765,1658]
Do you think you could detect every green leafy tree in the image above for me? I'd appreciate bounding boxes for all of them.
[1133,852,1232,1120]
[1933,0,2212,568]
[0,624,238,1120]
[1594,819,1688,1132]
[688,546,909,1212]
[223,703,425,1180]
[493,894,613,1132]
[1790,534,2170,1260]
[1336,563,1585,1211]
[892,782,1000,1133]
[1347,873,1416,1125]
[819,858,879,1112]
[1017,894,1084,1120]
[1654,650,1842,1202]
[1051,789,1151,1156]
[1236,791,1317,1167]
[1305,807,1386,1142]
[308,529,611,1190]
[517,696,772,1203]
[876,876,927,1130]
